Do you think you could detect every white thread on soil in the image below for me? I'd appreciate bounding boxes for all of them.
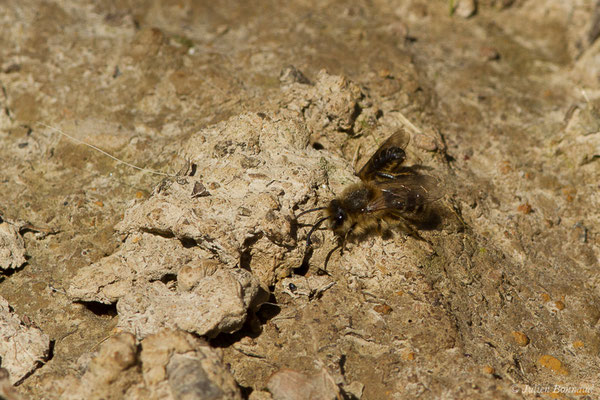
[39,123,176,177]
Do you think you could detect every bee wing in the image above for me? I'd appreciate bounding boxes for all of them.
[364,174,442,214]
[357,130,411,181]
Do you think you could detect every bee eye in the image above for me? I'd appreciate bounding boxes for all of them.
[335,211,345,226]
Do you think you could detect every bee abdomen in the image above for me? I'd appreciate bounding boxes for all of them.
[365,147,406,177]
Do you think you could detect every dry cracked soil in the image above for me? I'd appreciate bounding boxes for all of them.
[0,1,599,399]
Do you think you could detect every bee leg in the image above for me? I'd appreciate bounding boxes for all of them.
[375,166,415,181]
[402,224,437,255]
[375,172,396,180]
[408,225,430,244]
[340,225,355,255]
[406,224,426,241]
[377,218,390,237]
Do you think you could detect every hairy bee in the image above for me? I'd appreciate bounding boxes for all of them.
[298,130,441,247]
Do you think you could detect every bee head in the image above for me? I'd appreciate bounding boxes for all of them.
[327,199,350,234]
[296,199,350,247]
[326,199,353,237]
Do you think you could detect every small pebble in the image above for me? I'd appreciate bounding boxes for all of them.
[538,354,569,375]
[517,203,532,214]
[374,304,393,315]
[454,0,477,18]
[482,365,495,375]
[511,331,530,346]
[554,300,565,310]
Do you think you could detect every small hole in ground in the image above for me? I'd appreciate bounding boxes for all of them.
[160,273,177,284]
[180,237,197,248]
[78,301,118,317]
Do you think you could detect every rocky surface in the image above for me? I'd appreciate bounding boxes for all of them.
[0,0,599,399]
[58,329,242,400]
[0,220,26,271]
[0,296,49,385]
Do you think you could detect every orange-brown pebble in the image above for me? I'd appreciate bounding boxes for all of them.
[541,293,551,302]
[538,355,569,375]
[374,304,393,315]
[94,200,104,207]
[517,203,532,214]
[482,365,495,375]
[572,340,584,349]
[511,331,530,346]
[554,300,565,310]
[401,350,415,361]
[135,191,144,199]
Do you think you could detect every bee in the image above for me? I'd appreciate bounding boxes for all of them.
[297,130,441,248]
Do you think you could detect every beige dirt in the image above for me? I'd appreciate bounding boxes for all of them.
[0,1,599,399]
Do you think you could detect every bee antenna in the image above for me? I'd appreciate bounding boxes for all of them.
[305,216,328,247]
[296,206,327,219]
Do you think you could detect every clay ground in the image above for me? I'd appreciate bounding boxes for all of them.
[0,0,599,399]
